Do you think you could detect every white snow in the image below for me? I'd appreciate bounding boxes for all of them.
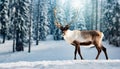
[0,38,120,69]
[0,60,120,69]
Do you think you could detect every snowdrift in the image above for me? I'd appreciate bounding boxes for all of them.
[0,60,120,69]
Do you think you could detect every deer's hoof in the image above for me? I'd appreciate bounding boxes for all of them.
[81,58,84,60]
[74,58,77,60]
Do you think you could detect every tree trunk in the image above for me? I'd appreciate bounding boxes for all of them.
[28,0,32,53]
[12,0,15,52]
[15,29,23,51]
[36,0,40,45]
[2,32,6,43]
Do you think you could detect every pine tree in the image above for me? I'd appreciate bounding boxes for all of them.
[12,0,30,51]
[39,0,49,40]
[8,0,16,52]
[103,0,120,46]
[7,0,13,40]
[84,0,92,30]
[53,7,64,40]
[47,0,56,35]
[33,0,49,43]
[0,0,8,43]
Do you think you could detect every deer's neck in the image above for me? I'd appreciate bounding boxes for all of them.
[63,30,77,44]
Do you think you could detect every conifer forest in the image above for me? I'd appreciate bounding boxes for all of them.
[0,0,120,52]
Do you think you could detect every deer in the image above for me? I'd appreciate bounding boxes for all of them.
[54,8,108,60]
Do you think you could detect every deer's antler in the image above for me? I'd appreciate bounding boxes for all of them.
[54,8,62,28]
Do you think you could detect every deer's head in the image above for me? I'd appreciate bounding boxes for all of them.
[55,22,70,33]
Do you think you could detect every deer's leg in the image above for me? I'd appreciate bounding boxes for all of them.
[95,46,101,60]
[72,40,83,60]
[74,46,77,60]
[77,45,83,60]
[101,45,108,60]
[93,40,102,60]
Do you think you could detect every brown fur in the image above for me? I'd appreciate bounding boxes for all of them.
[80,30,101,39]
[80,41,92,45]
[72,39,108,60]
[70,30,108,60]
[72,40,92,46]
[55,22,108,60]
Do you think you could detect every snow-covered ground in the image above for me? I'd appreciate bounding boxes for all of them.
[0,60,120,69]
[0,38,120,69]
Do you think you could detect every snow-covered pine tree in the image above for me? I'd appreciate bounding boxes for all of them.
[73,10,86,30]
[34,0,40,45]
[39,0,49,41]
[33,0,49,42]
[0,0,8,43]
[47,0,56,35]
[7,0,14,40]
[53,7,64,40]
[103,0,113,40]
[84,0,92,30]
[12,0,30,51]
[112,2,120,46]
[7,0,17,52]
[109,1,120,47]
[103,0,120,47]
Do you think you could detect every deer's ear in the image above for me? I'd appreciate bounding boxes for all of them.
[65,25,70,29]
